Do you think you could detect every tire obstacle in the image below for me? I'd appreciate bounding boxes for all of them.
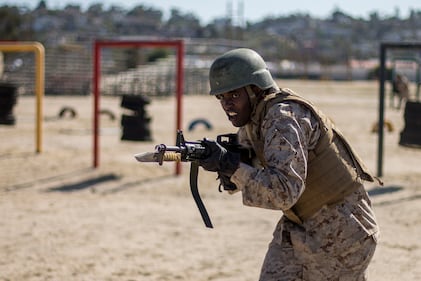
[399,101,421,147]
[120,94,152,141]
[187,118,213,131]
[0,83,17,125]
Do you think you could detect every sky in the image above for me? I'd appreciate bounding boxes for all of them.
[2,0,421,24]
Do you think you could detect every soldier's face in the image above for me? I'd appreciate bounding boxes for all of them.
[216,87,252,127]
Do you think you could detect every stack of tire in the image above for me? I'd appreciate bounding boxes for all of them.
[0,83,17,125]
[120,94,152,141]
[399,101,421,147]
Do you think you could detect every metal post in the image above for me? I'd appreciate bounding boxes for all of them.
[377,45,386,177]
[175,41,184,175]
[93,42,101,168]
[0,42,45,153]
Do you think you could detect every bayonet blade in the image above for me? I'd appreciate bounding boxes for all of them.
[134,152,159,163]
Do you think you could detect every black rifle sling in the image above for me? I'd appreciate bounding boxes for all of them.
[190,162,213,228]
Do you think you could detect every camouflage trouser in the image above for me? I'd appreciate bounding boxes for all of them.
[259,220,377,281]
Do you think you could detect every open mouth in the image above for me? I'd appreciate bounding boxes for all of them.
[225,109,239,124]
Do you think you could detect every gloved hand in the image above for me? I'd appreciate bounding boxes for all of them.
[198,139,240,176]
[217,172,237,192]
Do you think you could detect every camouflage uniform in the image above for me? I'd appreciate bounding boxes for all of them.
[230,97,379,281]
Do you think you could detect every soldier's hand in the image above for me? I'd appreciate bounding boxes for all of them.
[198,139,240,176]
[217,172,238,192]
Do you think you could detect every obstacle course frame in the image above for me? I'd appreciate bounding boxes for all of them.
[92,40,184,174]
[0,41,45,153]
[377,42,421,177]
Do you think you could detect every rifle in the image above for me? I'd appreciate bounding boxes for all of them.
[134,130,242,229]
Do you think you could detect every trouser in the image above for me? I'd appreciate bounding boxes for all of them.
[259,221,377,281]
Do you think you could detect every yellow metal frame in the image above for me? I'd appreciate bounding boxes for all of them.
[0,42,45,153]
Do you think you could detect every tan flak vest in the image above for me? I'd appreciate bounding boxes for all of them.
[244,88,379,225]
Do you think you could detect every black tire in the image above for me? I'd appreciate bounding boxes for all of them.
[403,101,421,121]
[399,130,421,147]
[120,114,152,141]
[0,114,15,125]
[120,114,151,127]
[58,106,77,118]
[400,101,421,147]
[120,95,150,111]
[0,83,17,122]
[188,118,213,131]
[99,109,116,121]
[121,127,152,141]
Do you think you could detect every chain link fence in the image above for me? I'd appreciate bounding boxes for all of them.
[0,44,210,97]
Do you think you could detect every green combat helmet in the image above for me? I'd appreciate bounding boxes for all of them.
[209,48,278,96]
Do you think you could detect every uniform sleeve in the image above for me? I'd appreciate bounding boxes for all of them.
[231,102,321,211]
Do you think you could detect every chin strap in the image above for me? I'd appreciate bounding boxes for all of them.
[190,161,213,228]
[245,85,256,106]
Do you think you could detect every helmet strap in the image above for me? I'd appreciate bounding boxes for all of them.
[245,85,256,106]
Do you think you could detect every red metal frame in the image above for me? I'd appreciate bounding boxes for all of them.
[93,39,184,174]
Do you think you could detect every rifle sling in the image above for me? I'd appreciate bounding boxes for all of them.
[190,162,213,228]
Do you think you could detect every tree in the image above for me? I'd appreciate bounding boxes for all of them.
[0,6,22,40]
[87,3,103,16]
[36,0,47,10]
[165,8,202,37]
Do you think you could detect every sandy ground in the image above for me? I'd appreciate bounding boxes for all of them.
[0,80,420,281]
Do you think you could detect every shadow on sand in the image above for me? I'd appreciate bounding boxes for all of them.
[46,174,120,192]
[368,185,403,196]
[44,172,176,194]
[369,185,421,206]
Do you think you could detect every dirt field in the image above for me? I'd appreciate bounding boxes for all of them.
[1,80,420,280]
